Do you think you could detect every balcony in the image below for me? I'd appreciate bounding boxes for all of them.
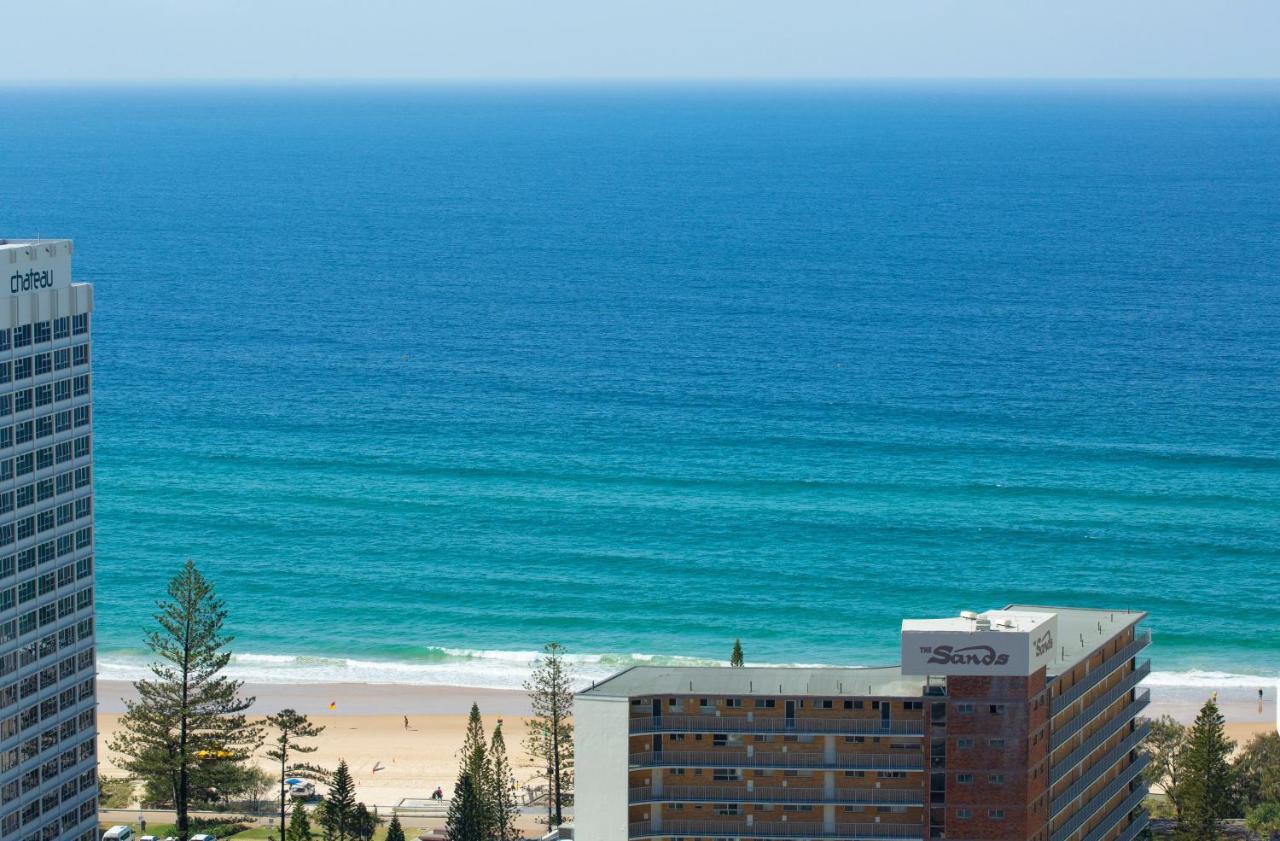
[630,751,924,772]
[1081,787,1148,841]
[1113,811,1149,841]
[1052,633,1151,716]
[628,820,923,840]
[632,715,925,737]
[1051,663,1150,750]
[1050,691,1149,784]
[1051,723,1150,817]
[630,785,925,807]
[1050,755,1149,841]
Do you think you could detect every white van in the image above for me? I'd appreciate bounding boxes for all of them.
[190,834,217,841]
[102,828,135,841]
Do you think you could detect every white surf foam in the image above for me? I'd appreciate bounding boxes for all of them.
[95,650,1279,693]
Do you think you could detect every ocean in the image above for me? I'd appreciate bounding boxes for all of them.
[1,83,1277,690]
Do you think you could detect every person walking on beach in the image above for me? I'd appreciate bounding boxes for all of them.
[404,715,410,730]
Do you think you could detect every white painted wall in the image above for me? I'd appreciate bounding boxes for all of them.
[574,694,631,841]
[0,240,91,328]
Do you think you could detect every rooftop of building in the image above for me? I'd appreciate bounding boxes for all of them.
[577,604,1146,700]
[1,238,70,249]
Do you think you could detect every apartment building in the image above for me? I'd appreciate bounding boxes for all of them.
[0,240,98,841]
[577,605,1149,841]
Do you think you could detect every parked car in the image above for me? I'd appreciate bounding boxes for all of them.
[289,781,316,799]
[102,827,135,841]
[189,834,217,841]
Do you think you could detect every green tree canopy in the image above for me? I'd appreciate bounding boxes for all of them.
[1176,699,1237,841]
[266,709,327,840]
[525,642,574,827]
[1143,715,1189,819]
[287,800,313,841]
[106,560,260,840]
[1246,801,1280,841]
[489,721,521,841]
[1237,732,1280,812]
[446,772,487,841]
[384,815,406,841]
[321,760,359,841]
[730,639,744,667]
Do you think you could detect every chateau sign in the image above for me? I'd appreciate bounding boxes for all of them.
[10,269,56,294]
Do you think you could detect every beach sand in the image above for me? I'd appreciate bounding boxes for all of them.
[96,680,1277,822]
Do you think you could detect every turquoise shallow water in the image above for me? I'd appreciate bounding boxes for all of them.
[1,83,1278,687]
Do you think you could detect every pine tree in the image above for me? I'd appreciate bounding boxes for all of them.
[456,702,493,838]
[287,801,313,841]
[266,709,327,841]
[525,642,574,827]
[447,772,487,841]
[384,815,406,841]
[321,760,359,841]
[107,560,261,840]
[351,803,379,841]
[489,721,521,841]
[730,639,744,667]
[1176,699,1237,841]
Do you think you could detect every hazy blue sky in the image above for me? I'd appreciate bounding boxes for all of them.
[4,0,1279,83]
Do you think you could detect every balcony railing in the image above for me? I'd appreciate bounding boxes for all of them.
[1051,698,1149,783]
[629,820,923,840]
[630,751,924,771]
[1051,723,1151,818]
[1052,633,1151,716]
[1049,754,1149,841]
[1080,786,1148,841]
[1051,662,1150,750]
[1113,811,1149,841]
[631,715,925,737]
[630,785,925,806]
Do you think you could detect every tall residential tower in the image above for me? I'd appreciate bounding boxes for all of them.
[578,605,1149,841]
[0,239,98,841]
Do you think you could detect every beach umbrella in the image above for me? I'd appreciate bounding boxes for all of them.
[285,779,303,785]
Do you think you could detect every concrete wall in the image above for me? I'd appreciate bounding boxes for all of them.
[575,694,631,841]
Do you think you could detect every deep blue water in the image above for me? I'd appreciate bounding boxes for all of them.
[2,83,1277,687]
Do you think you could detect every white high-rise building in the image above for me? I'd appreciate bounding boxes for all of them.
[0,240,98,841]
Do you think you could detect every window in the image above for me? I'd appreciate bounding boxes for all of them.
[988,809,1005,820]
[35,417,52,439]
[957,738,973,749]
[754,699,775,708]
[989,774,1004,785]
[990,738,1006,749]
[844,699,863,710]
[33,322,51,344]
[956,703,975,714]
[712,769,740,782]
[957,773,973,784]
[53,319,70,340]
[724,697,741,708]
[72,315,88,335]
[814,699,833,709]
[72,345,89,366]
[903,701,923,710]
[34,354,51,376]
[13,358,31,380]
[35,385,52,407]
[957,808,972,820]
[12,325,30,347]
[53,349,70,371]
[0,329,8,351]
[844,771,866,778]
[878,771,906,779]
[990,704,1006,715]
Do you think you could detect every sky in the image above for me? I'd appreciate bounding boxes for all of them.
[2,0,1279,83]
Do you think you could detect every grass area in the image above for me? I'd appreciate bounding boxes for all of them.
[99,777,136,810]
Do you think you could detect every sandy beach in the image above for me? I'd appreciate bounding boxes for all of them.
[96,679,1277,817]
